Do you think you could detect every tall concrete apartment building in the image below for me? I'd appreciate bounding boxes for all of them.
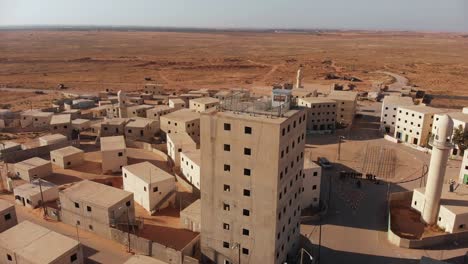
[200,107,306,264]
[380,95,414,134]
[298,97,337,132]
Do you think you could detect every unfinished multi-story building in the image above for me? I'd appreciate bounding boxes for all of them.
[394,105,447,147]
[327,91,358,126]
[298,97,337,132]
[160,109,200,143]
[200,106,306,264]
[59,180,135,239]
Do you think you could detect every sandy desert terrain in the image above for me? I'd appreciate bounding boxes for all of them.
[0,30,467,99]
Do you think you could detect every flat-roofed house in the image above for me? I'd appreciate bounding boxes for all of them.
[0,220,83,264]
[169,98,186,109]
[126,105,153,118]
[381,95,414,134]
[59,180,135,238]
[32,111,54,128]
[180,94,203,106]
[180,150,201,189]
[298,97,337,132]
[302,160,322,209]
[38,134,68,147]
[97,118,129,137]
[291,89,313,99]
[146,106,178,121]
[189,97,220,113]
[50,146,84,169]
[167,133,197,167]
[394,105,448,147]
[180,199,201,232]
[50,114,72,138]
[144,83,165,95]
[13,180,59,209]
[123,162,176,213]
[327,90,358,126]
[88,105,108,118]
[101,136,127,173]
[0,200,17,232]
[213,90,232,101]
[14,157,52,182]
[160,109,200,143]
[71,118,91,131]
[125,118,159,141]
[19,110,42,128]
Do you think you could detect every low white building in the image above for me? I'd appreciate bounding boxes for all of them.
[38,134,68,147]
[169,98,186,109]
[14,157,52,182]
[123,162,176,213]
[50,146,84,169]
[13,180,59,209]
[100,136,127,173]
[167,133,197,167]
[180,150,201,189]
[302,159,322,209]
[380,95,414,134]
[412,184,468,233]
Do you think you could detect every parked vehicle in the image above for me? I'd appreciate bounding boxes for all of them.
[317,157,332,169]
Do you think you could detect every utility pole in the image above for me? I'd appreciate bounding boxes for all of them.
[35,177,47,218]
[126,207,131,253]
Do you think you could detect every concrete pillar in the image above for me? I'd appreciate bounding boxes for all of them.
[422,115,453,225]
[296,67,303,89]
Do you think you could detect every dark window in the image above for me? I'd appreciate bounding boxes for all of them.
[223,241,230,248]
[7,254,12,261]
[313,172,318,176]
[224,164,231,171]
[244,168,251,176]
[4,213,11,221]
[70,253,78,262]
[224,184,231,192]
[243,209,250,216]
[74,202,80,208]
[223,223,230,230]
[118,152,123,157]
[224,144,231,151]
[153,187,158,192]
[245,126,252,134]
[223,203,230,211]
[242,228,250,236]
[242,248,249,255]
[244,148,251,156]
[224,123,231,131]
[126,201,131,207]
[89,225,93,230]
[243,189,251,197]
[87,206,92,212]
[313,185,317,190]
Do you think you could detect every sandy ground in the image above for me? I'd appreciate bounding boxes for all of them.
[0,31,467,96]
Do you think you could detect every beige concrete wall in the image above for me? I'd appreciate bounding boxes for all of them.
[298,99,336,131]
[102,149,127,173]
[180,153,201,189]
[302,165,321,209]
[189,101,219,113]
[0,206,17,233]
[33,115,52,128]
[200,110,306,264]
[50,122,72,139]
[51,152,84,169]
[101,123,126,137]
[394,108,434,147]
[334,99,356,125]
[160,117,200,143]
[14,186,59,209]
[14,162,52,182]
[167,136,197,167]
[147,108,177,121]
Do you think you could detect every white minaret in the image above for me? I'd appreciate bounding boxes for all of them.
[295,66,303,89]
[421,114,454,225]
[117,90,127,118]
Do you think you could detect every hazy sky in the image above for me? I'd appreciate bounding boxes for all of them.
[0,0,467,32]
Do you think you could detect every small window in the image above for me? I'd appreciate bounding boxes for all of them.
[70,253,78,262]
[153,187,158,192]
[118,152,123,157]
[245,126,252,134]
[459,224,465,229]
[223,203,230,211]
[242,228,250,236]
[223,241,230,248]
[7,254,12,261]
[126,201,131,207]
[244,148,251,156]
[224,123,231,131]
[244,168,251,176]
[224,144,231,151]
[87,206,92,212]
[224,164,231,171]
[224,184,231,192]
[313,172,318,176]
[74,202,80,208]
[243,209,250,216]
[223,223,230,230]
[242,248,249,255]
[313,185,317,190]
[4,213,11,221]
[243,189,251,197]
[89,225,93,230]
